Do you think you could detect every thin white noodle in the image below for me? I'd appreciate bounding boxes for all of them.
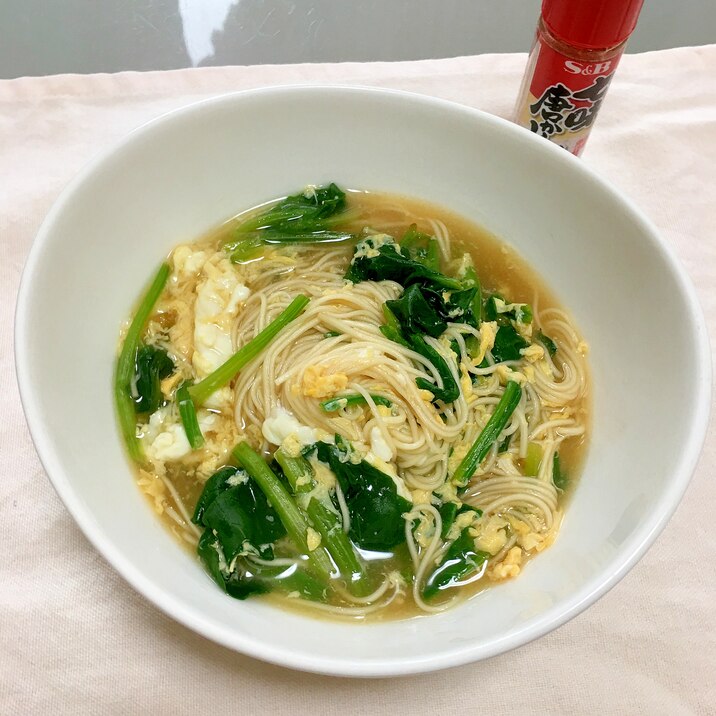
[145,201,589,618]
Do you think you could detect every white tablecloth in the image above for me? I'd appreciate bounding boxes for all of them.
[1,46,715,714]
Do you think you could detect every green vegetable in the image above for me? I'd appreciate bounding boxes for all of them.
[386,284,447,339]
[192,465,286,561]
[197,530,241,591]
[484,294,532,326]
[234,183,348,235]
[228,231,354,263]
[233,442,334,579]
[524,441,543,477]
[345,239,462,291]
[323,331,341,338]
[536,329,558,356]
[443,287,480,327]
[497,432,512,454]
[115,263,170,462]
[552,452,568,490]
[225,183,352,261]
[411,333,461,404]
[491,324,529,363]
[320,393,392,412]
[439,502,459,539]
[424,238,440,271]
[460,264,482,326]
[316,437,412,550]
[132,345,174,414]
[423,528,490,600]
[194,463,326,602]
[275,449,371,596]
[192,466,238,524]
[247,561,328,601]
[189,295,309,406]
[439,502,482,539]
[274,447,315,494]
[381,300,459,403]
[399,223,431,250]
[515,304,533,324]
[452,380,522,486]
[177,383,204,449]
[197,532,326,601]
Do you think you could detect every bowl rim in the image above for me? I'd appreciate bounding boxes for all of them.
[14,84,712,677]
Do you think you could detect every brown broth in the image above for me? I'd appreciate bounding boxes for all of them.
[132,189,590,621]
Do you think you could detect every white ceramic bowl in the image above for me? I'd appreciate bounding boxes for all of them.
[15,86,710,677]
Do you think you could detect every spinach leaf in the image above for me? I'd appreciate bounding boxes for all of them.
[197,530,227,588]
[439,502,458,539]
[316,438,411,550]
[484,294,532,326]
[438,503,483,539]
[225,183,353,262]
[236,183,347,235]
[491,324,529,363]
[202,488,264,563]
[483,294,504,322]
[197,530,267,600]
[386,284,447,338]
[192,465,286,562]
[451,380,522,486]
[423,528,490,600]
[442,287,479,327]
[552,452,568,490]
[460,263,482,326]
[410,334,461,404]
[345,240,461,290]
[536,329,558,356]
[399,223,432,250]
[133,345,174,414]
[320,393,392,412]
[192,466,237,525]
[228,230,353,263]
[197,532,326,601]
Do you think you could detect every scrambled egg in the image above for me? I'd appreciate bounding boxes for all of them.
[496,364,528,385]
[488,546,523,581]
[140,406,221,463]
[262,406,317,447]
[306,527,322,552]
[472,321,497,366]
[445,509,480,541]
[193,256,250,408]
[301,365,349,398]
[520,343,545,363]
[447,442,470,475]
[471,514,509,555]
[369,426,393,462]
[172,245,208,278]
[460,363,474,399]
[137,469,166,514]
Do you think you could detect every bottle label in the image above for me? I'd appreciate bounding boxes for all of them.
[515,36,622,156]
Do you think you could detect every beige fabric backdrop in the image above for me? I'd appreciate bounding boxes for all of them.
[1,46,714,714]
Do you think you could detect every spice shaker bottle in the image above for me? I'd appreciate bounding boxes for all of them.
[514,0,645,156]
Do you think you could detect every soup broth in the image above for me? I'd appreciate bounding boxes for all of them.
[118,187,590,621]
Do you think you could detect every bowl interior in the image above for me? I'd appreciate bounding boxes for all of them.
[16,87,710,676]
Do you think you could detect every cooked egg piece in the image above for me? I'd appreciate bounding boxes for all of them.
[193,256,250,409]
[301,365,349,398]
[262,406,318,447]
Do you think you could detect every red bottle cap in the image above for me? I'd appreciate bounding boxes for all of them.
[542,0,645,49]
